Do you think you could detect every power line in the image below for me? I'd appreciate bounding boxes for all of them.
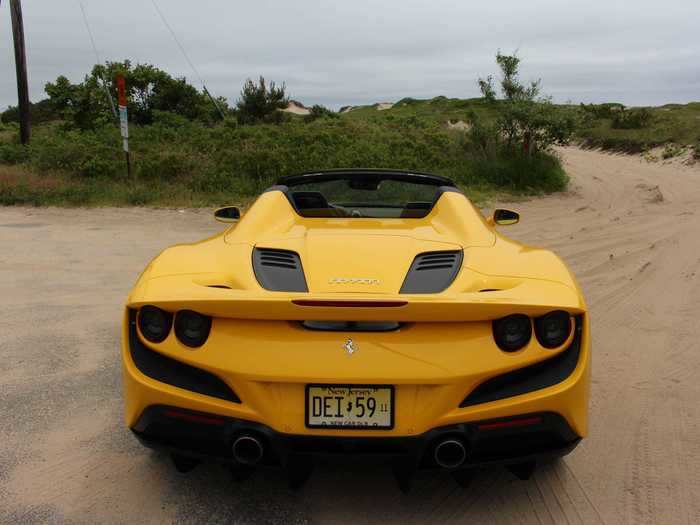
[149,0,226,119]
[78,1,101,64]
[78,1,117,119]
[150,0,204,87]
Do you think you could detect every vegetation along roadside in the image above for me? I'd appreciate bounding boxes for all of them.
[1,54,698,208]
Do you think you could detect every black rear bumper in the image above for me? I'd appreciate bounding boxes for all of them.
[132,405,580,470]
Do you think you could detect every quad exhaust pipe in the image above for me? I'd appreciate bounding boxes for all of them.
[433,438,467,469]
[232,434,264,465]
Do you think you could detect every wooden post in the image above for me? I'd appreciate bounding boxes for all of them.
[9,0,31,144]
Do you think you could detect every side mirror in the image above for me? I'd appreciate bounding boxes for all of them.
[493,209,520,226]
[214,206,241,223]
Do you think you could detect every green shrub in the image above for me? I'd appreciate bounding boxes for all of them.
[466,150,567,192]
[304,105,339,122]
[612,108,653,129]
[0,111,569,206]
[579,103,626,119]
[27,128,121,178]
[136,151,196,180]
[661,143,683,159]
[395,97,421,106]
[150,110,193,128]
[1,99,63,125]
[0,141,30,164]
[462,112,499,157]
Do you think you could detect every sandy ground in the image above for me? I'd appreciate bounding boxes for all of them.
[1,147,700,524]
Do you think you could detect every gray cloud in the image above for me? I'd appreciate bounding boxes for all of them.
[1,0,698,110]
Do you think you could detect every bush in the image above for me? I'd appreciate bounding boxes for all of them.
[466,149,567,192]
[460,111,567,192]
[150,110,194,128]
[661,143,684,159]
[304,105,339,122]
[136,151,196,180]
[1,99,63,125]
[396,97,421,106]
[25,127,122,178]
[579,103,626,120]
[0,111,569,206]
[612,108,653,129]
[0,141,30,164]
[462,112,499,157]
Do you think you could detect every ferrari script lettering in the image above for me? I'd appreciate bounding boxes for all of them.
[329,278,380,285]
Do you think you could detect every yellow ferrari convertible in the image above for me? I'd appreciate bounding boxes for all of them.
[122,169,589,489]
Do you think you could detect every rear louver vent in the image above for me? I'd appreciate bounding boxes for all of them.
[415,252,460,271]
[253,248,308,292]
[259,249,298,269]
[400,250,463,294]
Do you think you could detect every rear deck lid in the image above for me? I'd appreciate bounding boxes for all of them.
[262,233,462,294]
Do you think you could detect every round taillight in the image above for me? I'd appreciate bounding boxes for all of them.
[138,306,172,343]
[492,314,532,352]
[174,310,212,348]
[535,310,571,348]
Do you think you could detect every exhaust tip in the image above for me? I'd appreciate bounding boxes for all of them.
[232,434,264,465]
[434,438,467,469]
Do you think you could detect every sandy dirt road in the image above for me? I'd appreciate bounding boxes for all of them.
[1,147,700,524]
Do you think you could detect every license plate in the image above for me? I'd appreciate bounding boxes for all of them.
[305,384,394,429]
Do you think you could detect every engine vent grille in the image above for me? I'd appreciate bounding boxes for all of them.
[258,249,299,269]
[253,248,308,292]
[414,252,460,271]
[400,250,463,294]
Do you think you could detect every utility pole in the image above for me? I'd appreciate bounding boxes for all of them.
[8,0,31,144]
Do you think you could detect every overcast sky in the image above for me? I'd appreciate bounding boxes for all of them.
[1,0,698,110]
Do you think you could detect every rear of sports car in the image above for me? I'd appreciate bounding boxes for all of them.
[122,170,590,487]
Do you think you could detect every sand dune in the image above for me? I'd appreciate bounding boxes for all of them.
[282,100,310,115]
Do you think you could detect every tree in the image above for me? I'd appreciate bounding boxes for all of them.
[477,76,496,103]
[478,52,575,154]
[236,76,288,125]
[43,61,227,129]
[45,73,112,129]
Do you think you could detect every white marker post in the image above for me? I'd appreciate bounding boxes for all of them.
[116,74,131,177]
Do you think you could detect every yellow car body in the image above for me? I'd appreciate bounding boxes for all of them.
[122,170,589,481]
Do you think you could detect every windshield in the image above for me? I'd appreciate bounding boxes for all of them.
[280,171,454,219]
